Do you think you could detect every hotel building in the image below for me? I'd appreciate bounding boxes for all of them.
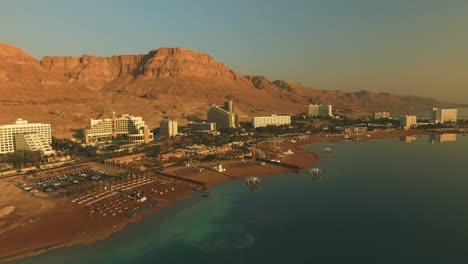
[252,115,291,128]
[307,104,333,117]
[188,122,217,132]
[374,111,390,119]
[399,115,418,130]
[207,99,239,129]
[0,118,52,155]
[431,108,458,123]
[83,113,153,145]
[160,119,178,137]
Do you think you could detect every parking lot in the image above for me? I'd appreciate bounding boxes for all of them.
[15,169,121,195]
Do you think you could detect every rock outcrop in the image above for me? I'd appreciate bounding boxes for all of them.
[137,48,239,80]
[41,54,145,90]
[245,75,273,90]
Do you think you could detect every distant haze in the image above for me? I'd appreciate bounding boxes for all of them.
[457,108,468,119]
[1,0,467,103]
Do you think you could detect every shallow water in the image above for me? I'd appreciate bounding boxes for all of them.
[10,134,468,264]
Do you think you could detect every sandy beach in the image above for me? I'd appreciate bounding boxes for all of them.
[0,129,431,262]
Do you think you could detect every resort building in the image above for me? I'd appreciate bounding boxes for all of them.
[0,119,52,155]
[307,104,333,117]
[83,113,153,145]
[341,126,368,135]
[431,108,458,123]
[252,115,291,128]
[160,119,178,137]
[399,115,418,130]
[374,111,390,119]
[188,122,217,132]
[207,99,239,129]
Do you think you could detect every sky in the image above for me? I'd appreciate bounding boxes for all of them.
[1,0,468,103]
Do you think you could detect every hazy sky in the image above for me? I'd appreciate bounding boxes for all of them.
[1,0,467,103]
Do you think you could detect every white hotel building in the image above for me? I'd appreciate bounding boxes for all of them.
[83,113,153,145]
[252,115,291,128]
[0,119,53,155]
[431,108,458,123]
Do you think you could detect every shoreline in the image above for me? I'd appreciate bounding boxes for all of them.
[0,129,432,262]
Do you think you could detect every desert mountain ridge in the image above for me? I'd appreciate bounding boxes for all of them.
[0,42,455,137]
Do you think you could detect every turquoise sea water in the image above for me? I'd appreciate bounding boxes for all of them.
[10,135,468,264]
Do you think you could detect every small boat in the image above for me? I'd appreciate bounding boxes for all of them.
[308,168,322,176]
[245,176,261,187]
[321,147,333,153]
[202,191,210,198]
[201,186,210,198]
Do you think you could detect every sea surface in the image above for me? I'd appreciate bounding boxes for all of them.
[10,135,468,264]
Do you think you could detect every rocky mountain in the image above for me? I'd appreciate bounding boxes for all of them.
[0,42,449,137]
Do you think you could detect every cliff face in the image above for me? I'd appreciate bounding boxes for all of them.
[40,47,240,90]
[40,54,145,90]
[137,48,239,80]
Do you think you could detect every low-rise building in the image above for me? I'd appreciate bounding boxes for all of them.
[340,126,368,135]
[159,150,186,161]
[252,115,291,128]
[188,122,217,132]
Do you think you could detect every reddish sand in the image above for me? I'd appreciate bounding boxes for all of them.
[0,129,430,262]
